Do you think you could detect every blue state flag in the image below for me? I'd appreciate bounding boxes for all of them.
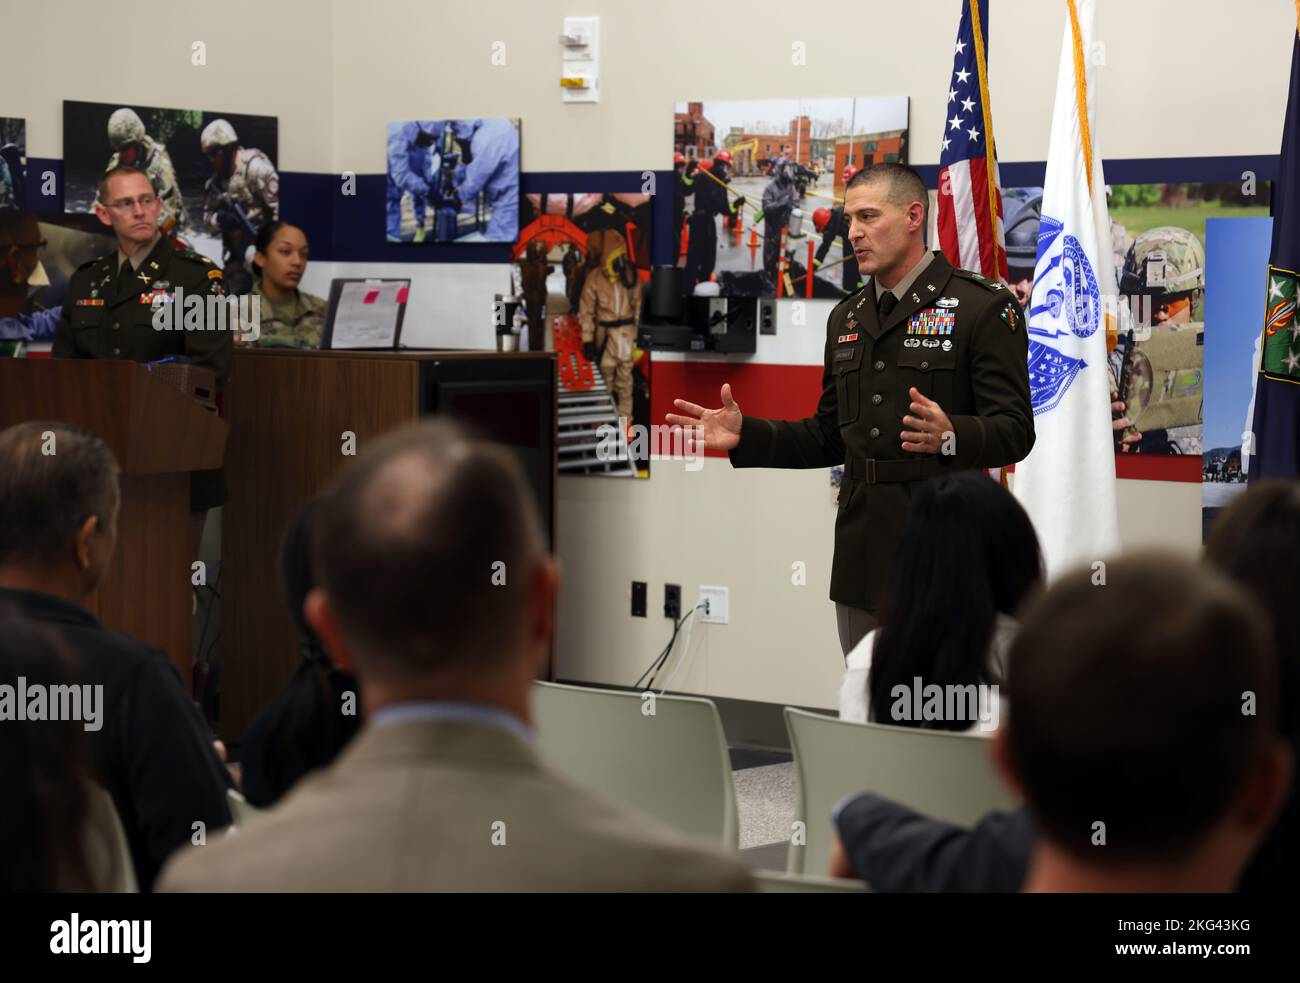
[1247,23,1300,480]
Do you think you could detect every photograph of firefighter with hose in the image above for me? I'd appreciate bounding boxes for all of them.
[672,96,908,299]
[386,117,520,243]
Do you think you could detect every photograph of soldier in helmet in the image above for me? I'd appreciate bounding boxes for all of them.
[385,117,520,243]
[513,191,653,478]
[200,117,280,295]
[1108,181,1270,456]
[0,118,26,211]
[62,100,279,276]
[673,96,908,299]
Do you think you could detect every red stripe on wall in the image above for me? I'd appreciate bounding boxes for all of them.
[653,360,824,458]
[1113,455,1201,482]
[654,359,1204,481]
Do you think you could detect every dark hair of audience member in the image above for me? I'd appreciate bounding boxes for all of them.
[869,472,1042,730]
[0,421,118,568]
[1006,554,1276,864]
[312,420,545,682]
[1205,479,1300,734]
[239,495,360,808]
[251,220,297,279]
[280,495,327,656]
[0,604,105,891]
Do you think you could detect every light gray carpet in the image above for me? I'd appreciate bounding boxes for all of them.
[734,761,796,860]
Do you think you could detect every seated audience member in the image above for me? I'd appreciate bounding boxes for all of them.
[831,484,1300,892]
[833,552,1292,892]
[239,495,361,808]
[0,604,124,892]
[160,421,753,892]
[245,221,324,348]
[839,472,1041,729]
[0,207,59,344]
[0,421,233,890]
[1203,480,1300,892]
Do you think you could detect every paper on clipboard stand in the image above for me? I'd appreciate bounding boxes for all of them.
[330,279,410,348]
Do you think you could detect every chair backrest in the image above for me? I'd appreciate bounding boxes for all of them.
[754,871,869,893]
[784,708,1017,876]
[226,787,263,828]
[532,681,738,849]
[87,785,138,893]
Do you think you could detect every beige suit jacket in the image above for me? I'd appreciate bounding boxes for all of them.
[158,719,754,892]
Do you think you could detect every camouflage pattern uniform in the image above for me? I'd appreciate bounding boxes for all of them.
[202,149,280,236]
[102,109,188,233]
[1117,227,1204,454]
[245,282,325,348]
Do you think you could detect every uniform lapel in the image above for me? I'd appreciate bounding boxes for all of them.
[112,237,170,309]
[854,282,883,340]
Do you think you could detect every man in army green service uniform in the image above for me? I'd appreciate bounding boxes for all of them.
[666,164,1035,656]
[53,164,233,523]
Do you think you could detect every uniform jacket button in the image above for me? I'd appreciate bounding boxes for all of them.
[111,348,121,356]
[920,361,929,370]
[869,427,881,439]
[874,360,885,371]
[871,394,882,405]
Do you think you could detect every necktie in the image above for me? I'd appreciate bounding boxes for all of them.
[117,257,139,298]
[878,290,898,321]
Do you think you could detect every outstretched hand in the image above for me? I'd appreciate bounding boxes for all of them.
[665,383,743,454]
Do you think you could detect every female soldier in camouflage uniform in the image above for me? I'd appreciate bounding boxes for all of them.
[245,221,324,348]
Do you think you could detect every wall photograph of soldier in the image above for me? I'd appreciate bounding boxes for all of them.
[62,100,279,277]
[672,96,908,299]
[385,117,520,243]
[0,118,27,210]
[513,191,653,478]
[1105,181,1271,457]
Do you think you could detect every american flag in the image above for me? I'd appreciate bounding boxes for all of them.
[936,0,1008,281]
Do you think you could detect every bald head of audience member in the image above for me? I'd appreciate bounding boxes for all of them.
[0,422,120,602]
[994,553,1292,892]
[304,421,558,723]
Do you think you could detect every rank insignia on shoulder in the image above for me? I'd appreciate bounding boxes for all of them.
[999,300,1023,332]
[837,332,859,344]
[207,269,223,280]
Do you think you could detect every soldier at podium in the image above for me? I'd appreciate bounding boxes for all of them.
[52,164,233,539]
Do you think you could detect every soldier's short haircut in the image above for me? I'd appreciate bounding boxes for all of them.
[1006,552,1277,865]
[846,163,929,227]
[97,164,157,205]
[0,422,120,567]
[312,420,547,682]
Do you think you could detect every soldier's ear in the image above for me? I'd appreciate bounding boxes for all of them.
[93,203,113,229]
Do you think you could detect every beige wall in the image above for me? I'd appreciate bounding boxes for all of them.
[11,0,1289,709]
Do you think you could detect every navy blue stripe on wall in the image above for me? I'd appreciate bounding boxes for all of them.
[23,156,1279,264]
[913,154,1280,190]
[24,157,63,212]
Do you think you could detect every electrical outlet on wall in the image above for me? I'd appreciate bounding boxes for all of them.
[664,583,681,619]
[699,585,729,625]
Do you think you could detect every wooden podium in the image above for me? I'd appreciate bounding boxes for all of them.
[222,349,557,743]
[0,359,229,687]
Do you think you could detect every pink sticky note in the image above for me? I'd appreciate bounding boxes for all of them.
[363,290,379,304]
[396,286,410,304]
